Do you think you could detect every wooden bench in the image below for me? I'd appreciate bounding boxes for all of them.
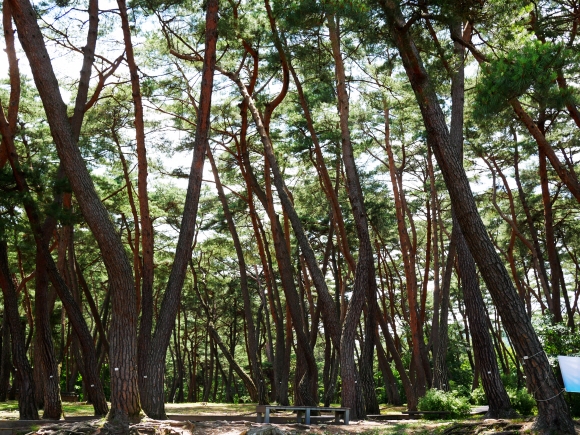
[61,392,79,402]
[256,405,350,425]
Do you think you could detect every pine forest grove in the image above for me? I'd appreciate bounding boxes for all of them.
[1,0,580,432]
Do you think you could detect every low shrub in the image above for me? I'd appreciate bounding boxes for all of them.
[470,386,487,405]
[567,392,580,417]
[418,388,471,419]
[506,388,536,415]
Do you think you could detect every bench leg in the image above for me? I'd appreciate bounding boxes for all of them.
[257,412,263,423]
[334,411,340,423]
[296,411,304,423]
[343,410,349,425]
[264,408,270,423]
[304,408,311,425]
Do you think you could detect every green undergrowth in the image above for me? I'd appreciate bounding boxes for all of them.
[0,400,260,419]
[418,389,471,419]
[356,422,452,435]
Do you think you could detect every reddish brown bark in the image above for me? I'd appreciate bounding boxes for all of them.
[382,104,427,398]
[115,0,155,400]
[326,13,380,417]
[539,149,564,322]
[207,146,267,404]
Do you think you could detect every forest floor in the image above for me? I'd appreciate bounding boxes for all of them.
[0,402,578,434]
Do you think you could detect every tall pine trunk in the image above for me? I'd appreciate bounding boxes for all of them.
[380,2,575,432]
[140,0,219,418]
[9,0,140,423]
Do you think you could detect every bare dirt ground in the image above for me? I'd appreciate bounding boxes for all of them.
[24,416,569,435]
[2,402,579,434]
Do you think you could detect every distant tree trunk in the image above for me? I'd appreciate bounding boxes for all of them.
[513,141,552,308]
[0,316,11,402]
[0,241,38,420]
[509,98,580,203]
[383,104,428,398]
[34,252,63,419]
[250,201,288,405]
[432,233,455,391]
[375,305,417,410]
[212,66,319,406]
[375,334,401,406]
[206,60,341,353]
[539,149,564,322]
[327,13,378,419]
[381,2,575,432]
[207,147,267,404]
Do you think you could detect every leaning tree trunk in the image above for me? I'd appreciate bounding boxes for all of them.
[456,222,514,418]
[380,2,575,432]
[447,22,514,418]
[0,241,38,420]
[327,13,380,419]
[140,0,219,419]
[9,0,140,424]
[207,147,267,404]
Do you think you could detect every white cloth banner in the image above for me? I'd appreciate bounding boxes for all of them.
[558,356,580,393]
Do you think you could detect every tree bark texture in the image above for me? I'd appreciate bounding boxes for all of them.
[34,252,63,419]
[8,0,140,423]
[0,315,11,402]
[456,221,514,418]
[327,13,380,418]
[115,0,155,400]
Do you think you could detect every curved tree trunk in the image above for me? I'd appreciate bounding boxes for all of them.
[326,13,380,419]
[141,0,219,419]
[8,0,140,424]
[380,2,575,432]
[207,147,267,404]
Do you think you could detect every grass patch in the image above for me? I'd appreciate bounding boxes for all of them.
[164,402,258,415]
[359,421,452,434]
[378,404,407,414]
[0,401,262,419]
[0,400,96,420]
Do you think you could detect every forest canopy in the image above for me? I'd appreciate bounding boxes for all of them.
[0,0,579,433]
